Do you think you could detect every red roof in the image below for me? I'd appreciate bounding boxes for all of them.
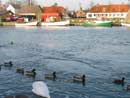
[90,4,130,13]
[42,13,59,16]
[42,6,64,13]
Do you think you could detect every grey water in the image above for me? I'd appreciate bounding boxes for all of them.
[0,26,130,98]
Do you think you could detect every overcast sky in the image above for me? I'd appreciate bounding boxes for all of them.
[2,0,129,10]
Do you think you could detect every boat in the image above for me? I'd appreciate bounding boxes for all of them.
[15,21,38,26]
[82,20,112,27]
[121,9,130,27]
[41,20,70,26]
[121,23,130,27]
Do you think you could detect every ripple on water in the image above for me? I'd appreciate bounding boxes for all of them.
[0,27,130,98]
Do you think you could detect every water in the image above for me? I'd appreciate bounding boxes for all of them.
[0,26,130,98]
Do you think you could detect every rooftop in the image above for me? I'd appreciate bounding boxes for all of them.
[90,4,130,13]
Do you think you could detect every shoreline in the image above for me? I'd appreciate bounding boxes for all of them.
[0,22,122,27]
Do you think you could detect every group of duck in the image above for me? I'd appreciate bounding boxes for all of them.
[1,61,130,87]
[0,61,86,84]
[0,61,37,78]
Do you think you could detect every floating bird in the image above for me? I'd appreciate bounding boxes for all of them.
[113,77,125,86]
[32,81,51,98]
[25,69,36,78]
[45,72,56,81]
[4,61,13,67]
[16,67,24,74]
[10,41,14,45]
[73,74,86,86]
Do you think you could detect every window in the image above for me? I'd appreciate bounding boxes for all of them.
[121,13,124,16]
[88,14,92,17]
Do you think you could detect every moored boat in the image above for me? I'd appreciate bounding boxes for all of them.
[82,20,112,27]
[121,23,130,27]
[41,20,70,26]
[15,21,38,26]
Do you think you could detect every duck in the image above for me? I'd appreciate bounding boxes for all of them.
[10,41,14,45]
[73,74,86,85]
[25,69,36,78]
[4,61,13,67]
[127,85,130,91]
[113,77,125,85]
[32,81,51,98]
[45,72,56,81]
[16,67,24,74]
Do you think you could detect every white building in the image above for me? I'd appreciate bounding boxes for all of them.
[6,4,15,14]
[86,4,130,22]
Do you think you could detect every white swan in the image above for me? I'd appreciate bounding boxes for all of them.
[32,81,51,98]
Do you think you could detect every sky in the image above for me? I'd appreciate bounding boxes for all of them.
[1,0,129,10]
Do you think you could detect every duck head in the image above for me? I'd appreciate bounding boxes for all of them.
[32,69,36,72]
[122,77,125,81]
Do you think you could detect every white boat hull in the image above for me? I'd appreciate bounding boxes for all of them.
[41,20,70,26]
[15,21,37,26]
[121,23,130,27]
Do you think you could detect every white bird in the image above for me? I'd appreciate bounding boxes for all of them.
[32,81,51,98]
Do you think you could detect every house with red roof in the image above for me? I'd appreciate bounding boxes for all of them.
[86,4,130,22]
[42,5,65,22]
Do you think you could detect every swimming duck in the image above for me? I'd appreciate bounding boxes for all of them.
[73,74,86,85]
[16,67,24,74]
[10,41,14,45]
[45,72,56,81]
[25,69,36,78]
[32,81,51,98]
[4,61,13,67]
[113,77,125,85]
